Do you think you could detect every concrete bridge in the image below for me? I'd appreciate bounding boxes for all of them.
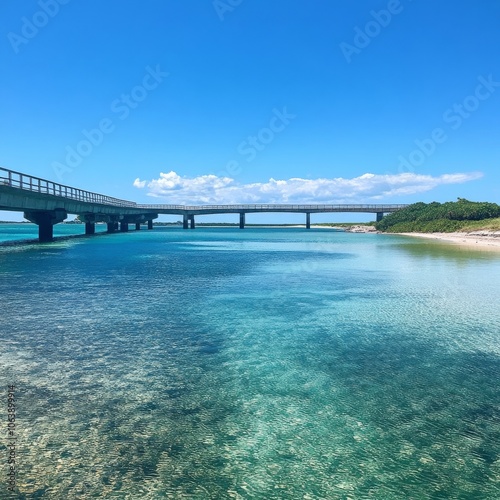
[0,167,407,242]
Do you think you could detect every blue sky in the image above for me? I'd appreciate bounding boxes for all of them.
[1,0,500,222]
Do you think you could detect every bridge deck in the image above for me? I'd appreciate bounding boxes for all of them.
[0,166,407,240]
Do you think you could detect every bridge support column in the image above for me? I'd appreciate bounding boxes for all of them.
[148,220,153,230]
[38,216,53,242]
[24,209,67,243]
[189,215,195,229]
[306,213,311,229]
[33,213,54,242]
[183,214,189,229]
[85,222,95,235]
[120,221,129,232]
[239,213,245,229]
[376,212,384,222]
[107,222,117,233]
[135,222,141,230]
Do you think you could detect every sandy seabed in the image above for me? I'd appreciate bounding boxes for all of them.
[398,231,500,251]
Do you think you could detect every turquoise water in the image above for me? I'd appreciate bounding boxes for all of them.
[1,227,500,498]
[0,223,107,243]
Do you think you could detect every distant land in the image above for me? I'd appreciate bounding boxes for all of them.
[0,220,372,227]
[3,199,500,233]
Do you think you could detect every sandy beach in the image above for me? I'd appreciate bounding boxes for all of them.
[398,231,500,250]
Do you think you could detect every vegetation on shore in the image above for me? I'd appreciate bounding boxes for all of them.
[376,199,500,233]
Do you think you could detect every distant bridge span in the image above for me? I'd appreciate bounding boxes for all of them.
[0,167,407,241]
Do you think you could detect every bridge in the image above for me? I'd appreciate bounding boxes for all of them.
[0,167,407,242]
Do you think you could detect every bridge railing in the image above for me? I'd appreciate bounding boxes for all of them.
[136,203,408,211]
[136,204,186,210]
[0,166,137,208]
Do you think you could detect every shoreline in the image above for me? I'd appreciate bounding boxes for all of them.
[396,231,500,251]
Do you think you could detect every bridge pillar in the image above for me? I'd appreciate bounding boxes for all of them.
[135,222,141,230]
[189,215,195,229]
[38,216,53,242]
[148,220,153,230]
[376,212,384,222]
[24,209,67,243]
[120,221,129,232]
[239,213,245,229]
[183,214,189,229]
[306,213,311,229]
[85,222,95,235]
[107,221,117,233]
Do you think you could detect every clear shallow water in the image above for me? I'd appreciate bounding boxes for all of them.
[1,227,499,499]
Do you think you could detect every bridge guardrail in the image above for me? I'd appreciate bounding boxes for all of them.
[0,167,137,208]
[136,204,408,211]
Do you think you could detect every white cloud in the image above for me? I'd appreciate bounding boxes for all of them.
[133,170,483,204]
